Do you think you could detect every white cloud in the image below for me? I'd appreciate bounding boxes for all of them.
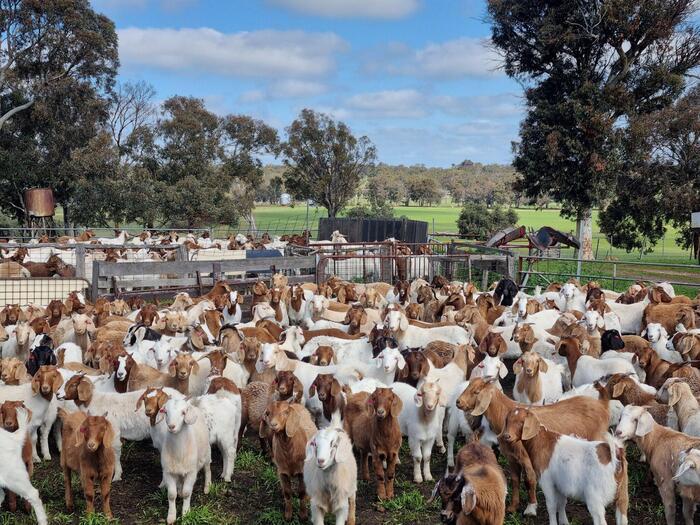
[92,0,195,9]
[269,79,327,98]
[269,0,419,19]
[345,89,427,118]
[118,27,347,78]
[432,93,523,118]
[366,37,502,79]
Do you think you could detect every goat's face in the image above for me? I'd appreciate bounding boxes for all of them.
[479,331,507,357]
[164,311,187,333]
[264,400,293,433]
[644,323,666,344]
[151,340,176,370]
[242,338,261,362]
[79,415,111,452]
[404,350,429,382]
[0,358,26,384]
[203,350,227,375]
[274,371,297,398]
[71,313,94,336]
[110,299,130,316]
[306,427,343,470]
[0,400,30,432]
[311,295,328,316]
[502,408,540,443]
[2,304,22,325]
[674,449,700,486]
[169,354,198,381]
[385,309,408,332]
[601,330,624,351]
[474,354,507,381]
[138,304,159,327]
[583,310,604,332]
[309,373,337,402]
[429,474,464,524]
[343,305,367,333]
[31,365,63,398]
[47,300,66,319]
[416,380,443,412]
[514,351,545,378]
[258,343,279,370]
[455,377,496,414]
[405,303,423,320]
[115,354,135,381]
[138,387,169,420]
[13,321,32,346]
[512,324,535,346]
[163,398,196,433]
[615,405,654,440]
[312,346,334,366]
[367,387,401,419]
[377,346,405,374]
[560,283,578,301]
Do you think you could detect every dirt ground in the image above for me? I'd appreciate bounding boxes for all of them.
[0,361,677,525]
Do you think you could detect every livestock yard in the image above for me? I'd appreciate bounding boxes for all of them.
[0,228,699,525]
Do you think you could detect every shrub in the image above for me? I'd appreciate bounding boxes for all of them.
[457,203,518,239]
[345,202,394,219]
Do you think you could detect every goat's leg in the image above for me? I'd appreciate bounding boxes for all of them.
[100,473,113,518]
[334,503,349,525]
[435,408,446,453]
[181,472,197,518]
[7,489,17,512]
[372,455,387,500]
[39,422,51,460]
[557,492,570,525]
[11,482,47,525]
[279,473,294,520]
[347,496,356,525]
[409,436,423,483]
[112,436,123,481]
[504,457,522,513]
[311,502,325,525]
[658,480,676,525]
[360,450,370,481]
[203,459,212,494]
[223,442,236,482]
[385,452,398,499]
[681,497,696,525]
[63,467,74,513]
[421,439,434,482]
[297,474,309,521]
[165,475,178,525]
[31,430,40,462]
[539,479,559,525]
[82,471,96,515]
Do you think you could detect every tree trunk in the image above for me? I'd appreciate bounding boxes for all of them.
[575,209,593,260]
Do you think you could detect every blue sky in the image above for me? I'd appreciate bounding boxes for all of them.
[92,0,524,167]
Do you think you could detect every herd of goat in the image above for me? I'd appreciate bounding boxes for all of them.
[0,271,699,525]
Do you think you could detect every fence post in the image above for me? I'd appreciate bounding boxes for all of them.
[90,261,100,301]
[75,244,86,279]
[177,245,188,262]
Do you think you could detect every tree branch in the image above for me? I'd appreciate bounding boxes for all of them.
[0,98,33,130]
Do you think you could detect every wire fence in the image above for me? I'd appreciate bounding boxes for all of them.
[0,278,90,306]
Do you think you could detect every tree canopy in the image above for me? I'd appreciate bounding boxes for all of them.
[488,0,700,255]
[282,109,376,218]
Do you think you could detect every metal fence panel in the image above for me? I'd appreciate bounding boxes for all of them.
[0,278,90,306]
[318,218,429,243]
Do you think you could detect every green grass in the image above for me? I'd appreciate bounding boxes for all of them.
[78,513,120,525]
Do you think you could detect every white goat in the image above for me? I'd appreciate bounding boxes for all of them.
[642,323,683,363]
[304,421,357,525]
[0,407,48,525]
[160,398,211,525]
[385,309,471,349]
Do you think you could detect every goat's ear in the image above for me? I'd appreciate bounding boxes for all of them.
[31,374,40,395]
[471,388,492,416]
[612,382,626,398]
[74,425,86,447]
[51,371,63,393]
[668,384,682,407]
[538,357,548,373]
[398,312,409,332]
[461,483,477,515]
[330,380,341,398]
[308,382,317,399]
[420,358,430,378]
[498,362,508,379]
[390,393,403,418]
[102,422,115,449]
[15,362,27,380]
[305,439,316,462]
[190,359,200,375]
[525,329,536,344]
[184,405,198,425]
[285,408,301,438]
[135,390,148,411]
[513,358,523,375]
[636,411,655,437]
[293,376,304,396]
[0,310,6,324]
[168,361,177,377]
[397,353,406,370]
[521,412,540,441]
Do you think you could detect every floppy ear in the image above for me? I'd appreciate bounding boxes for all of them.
[14,362,27,380]
[308,380,317,399]
[420,358,430,378]
[51,372,63,393]
[334,438,353,464]
[398,312,409,332]
[612,382,627,399]
[135,390,149,411]
[524,329,536,344]
[498,362,508,379]
[396,353,406,370]
[31,375,40,395]
[305,439,316,462]
[0,310,6,324]
[538,357,548,373]
[471,388,493,416]
[184,405,198,425]
[668,384,682,407]
[77,379,93,402]
[292,376,304,398]
[636,411,655,437]
[390,393,403,418]
[521,412,540,441]
[74,424,86,447]
[461,483,477,515]
[102,422,114,449]
[366,394,376,416]
[168,361,177,377]
[413,391,423,407]
[330,380,341,398]
[285,408,301,438]
[513,358,523,375]
[190,359,200,376]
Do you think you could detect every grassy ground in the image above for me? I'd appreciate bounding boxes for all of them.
[246,204,694,263]
[0,369,672,525]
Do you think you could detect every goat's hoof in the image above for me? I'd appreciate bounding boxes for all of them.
[524,503,537,516]
[437,446,446,454]
[413,477,423,483]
